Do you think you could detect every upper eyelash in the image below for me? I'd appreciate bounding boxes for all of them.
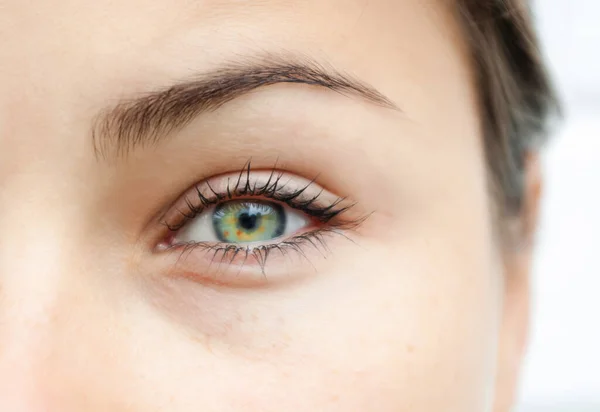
[162,159,356,233]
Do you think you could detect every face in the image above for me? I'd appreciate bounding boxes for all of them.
[0,0,532,410]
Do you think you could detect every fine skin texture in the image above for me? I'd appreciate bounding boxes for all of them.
[0,0,536,411]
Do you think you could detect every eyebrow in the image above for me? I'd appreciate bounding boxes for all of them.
[92,56,398,159]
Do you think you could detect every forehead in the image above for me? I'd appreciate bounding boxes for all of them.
[0,0,462,86]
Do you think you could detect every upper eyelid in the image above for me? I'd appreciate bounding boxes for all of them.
[163,180,342,233]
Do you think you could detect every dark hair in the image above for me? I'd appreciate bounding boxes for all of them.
[456,0,559,216]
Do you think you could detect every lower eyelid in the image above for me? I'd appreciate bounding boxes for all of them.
[159,229,340,286]
[149,206,371,288]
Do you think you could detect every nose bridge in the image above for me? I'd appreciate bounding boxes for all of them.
[0,166,84,362]
[0,216,69,320]
[0,26,105,401]
[0,180,85,408]
[0,185,71,357]
[0,169,78,282]
[0,192,129,411]
[0,6,134,408]
[0,239,61,410]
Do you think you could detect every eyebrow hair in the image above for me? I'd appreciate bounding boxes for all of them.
[92,56,398,159]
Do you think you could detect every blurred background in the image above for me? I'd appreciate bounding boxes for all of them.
[516,1,599,411]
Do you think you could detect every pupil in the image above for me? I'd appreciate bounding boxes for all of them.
[238,212,260,231]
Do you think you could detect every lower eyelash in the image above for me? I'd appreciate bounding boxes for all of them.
[167,219,366,279]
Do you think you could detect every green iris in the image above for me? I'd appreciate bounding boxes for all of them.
[212,200,286,243]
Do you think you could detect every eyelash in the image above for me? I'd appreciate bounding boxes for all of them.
[158,161,366,276]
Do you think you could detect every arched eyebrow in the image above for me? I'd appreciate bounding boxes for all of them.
[92,55,399,160]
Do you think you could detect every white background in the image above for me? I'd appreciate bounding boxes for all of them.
[517,1,600,411]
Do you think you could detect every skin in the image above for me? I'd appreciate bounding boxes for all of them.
[0,0,540,410]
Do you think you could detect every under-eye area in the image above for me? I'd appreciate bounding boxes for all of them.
[155,161,368,283]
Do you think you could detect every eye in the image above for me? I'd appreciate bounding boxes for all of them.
[154,162,366,281]
[175,200,310,245]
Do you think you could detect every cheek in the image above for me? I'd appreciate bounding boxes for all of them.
[165,232,500,411]
[266,241,502,411]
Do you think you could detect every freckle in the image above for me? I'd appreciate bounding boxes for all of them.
[406,344,416,354]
